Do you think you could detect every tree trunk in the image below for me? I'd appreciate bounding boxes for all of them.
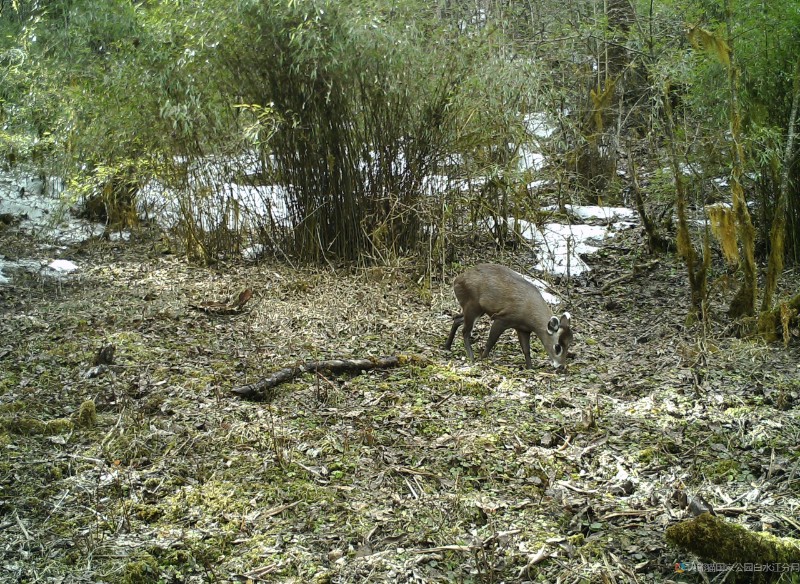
[757,291,800,343]
[603,0,635,79]
[760,59,800,316]
[664,87,707,318]
[629,147,673,253]
[725,1,758,318]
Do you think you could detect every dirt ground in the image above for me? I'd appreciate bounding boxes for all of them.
[1,224,799,583]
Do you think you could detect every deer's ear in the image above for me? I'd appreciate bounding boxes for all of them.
[548,316,559,334]
[560,312,571,329]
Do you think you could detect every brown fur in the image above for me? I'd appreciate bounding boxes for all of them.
[443,264,573,369]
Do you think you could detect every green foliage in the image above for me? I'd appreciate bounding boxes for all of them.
[4,0,538,264]
[6,0,797,266]
[205,0,538,262]
[651,0,800,259]
[216,0,444,261]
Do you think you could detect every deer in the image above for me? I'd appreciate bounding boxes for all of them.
[443,263,573,370]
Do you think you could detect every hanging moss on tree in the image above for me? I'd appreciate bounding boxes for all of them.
[706,204,738,266]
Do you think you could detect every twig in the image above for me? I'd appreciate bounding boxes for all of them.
[232,354,428,400]
[556,480,599,495]
[261,501,300,520]
[14,512,31,541]
[411,544,474,554]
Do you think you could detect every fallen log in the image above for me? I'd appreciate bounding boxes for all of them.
[231,354,429,401]
[666,513,800,582]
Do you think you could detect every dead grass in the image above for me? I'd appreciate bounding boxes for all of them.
[0,228,799,583]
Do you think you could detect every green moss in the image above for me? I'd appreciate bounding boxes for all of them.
[773,379,800,411]
[474,434,501,449]
[708,458,741,483]
[667,513,800,583]
[102,422,182,465]
[163,477,329,528]
[311,571,334,584]
[47,463,66,480]
[121,553,159,584]
[0,373,21,395]
[724,406,753,417]
[5,416,47,435]
[568,533,585,547]
[239,535,288,564]
[638,448,656,463]
[46,418,75,434]
[660,436,682,455]
[418,421,448,437]
[133,503,163,523]
[43,339,83,364]
[0,401,26,414]
[76,400,97,428]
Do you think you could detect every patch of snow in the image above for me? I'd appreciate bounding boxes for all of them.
[422,175,449,194]
[527,179,551,190]
[679,163,702,176]
[443,153,464,166]
[226,183,291,226]
[0,175,58,223]
[0,168,106,243]
[48,259,78,273]
[228,151,268,177]
[527,221,610,277]
[138,179,181,228]
[482,214,627,277]
[517,145,546,172]
[421,175,479,195]
[140,176,295,231]
[0,257,79,285]
[459,7,487,31]
[566,205,637,222]
[242,244,265,261]
[520,274,562,305]
[108,231,131,242]
[137,150,494,229]
[541,204,637,223]
[7,258,42,271]
[523,113,557,140]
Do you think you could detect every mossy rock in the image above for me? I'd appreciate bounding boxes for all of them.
[46,418,74,434]
[121,553,159,584]
[133,503,163,523]
[76,400,97,428]
[2,416,74,435]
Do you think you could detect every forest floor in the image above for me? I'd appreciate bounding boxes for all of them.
[1,223,799,584]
